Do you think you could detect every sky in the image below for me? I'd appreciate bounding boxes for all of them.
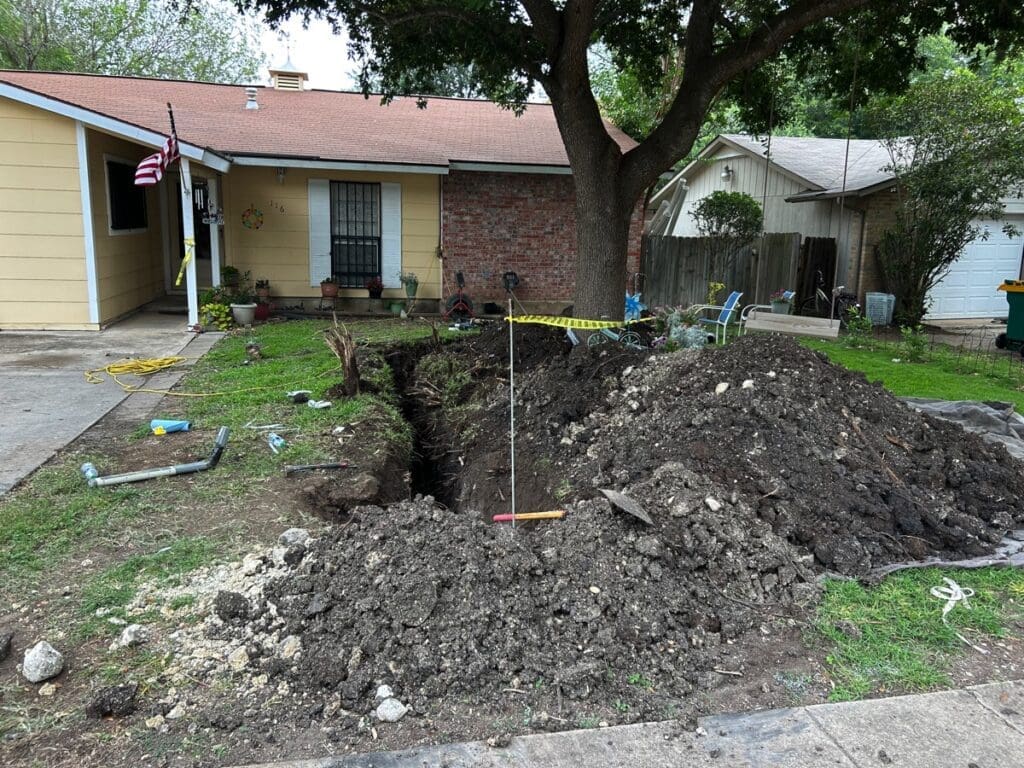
[260,16,353,91]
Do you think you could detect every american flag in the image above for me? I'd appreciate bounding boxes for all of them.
[134,134,179,186]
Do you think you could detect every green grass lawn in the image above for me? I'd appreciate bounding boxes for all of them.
[804,333,1024,700]
[803,336,1024,410]
[818,568,1024,700]
[0,318,459,586]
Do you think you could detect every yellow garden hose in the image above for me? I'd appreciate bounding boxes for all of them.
[84,357,338,398]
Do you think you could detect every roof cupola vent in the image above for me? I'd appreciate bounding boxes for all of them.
[245,86,259,110]
[269,55,308,91]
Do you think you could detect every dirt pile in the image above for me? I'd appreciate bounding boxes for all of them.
[263,489,815,724]
[450,331,1024,573]
[246,331,1024,727]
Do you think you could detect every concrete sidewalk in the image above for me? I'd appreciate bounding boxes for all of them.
[0,312,221,494]
[237,681,1024,768]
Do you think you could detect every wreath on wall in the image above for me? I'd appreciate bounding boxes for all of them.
[241,205,264,230]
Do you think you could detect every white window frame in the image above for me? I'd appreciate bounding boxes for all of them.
[103,153,149,236]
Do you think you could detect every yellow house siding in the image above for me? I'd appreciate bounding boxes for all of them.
[223,166,442,299]
[85,128,165,323]
[0,97,90,328]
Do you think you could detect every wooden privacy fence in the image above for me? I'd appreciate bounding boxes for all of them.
[641,233,807,308]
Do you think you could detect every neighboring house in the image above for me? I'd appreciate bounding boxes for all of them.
[651,134,1024,320]
[0,66,641,330]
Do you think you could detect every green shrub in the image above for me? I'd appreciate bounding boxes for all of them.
[842,307,874,348]
[900,324,929,362]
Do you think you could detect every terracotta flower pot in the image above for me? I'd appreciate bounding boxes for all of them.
[321,282,339,298]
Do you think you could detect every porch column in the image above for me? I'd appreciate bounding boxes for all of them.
[180,158,199,327]
[208,175,222,287]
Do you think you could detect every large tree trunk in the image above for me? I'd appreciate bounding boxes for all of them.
[550,75,641,321]
[571,171,635,320]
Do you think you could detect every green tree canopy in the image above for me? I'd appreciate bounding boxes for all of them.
[0,0,265,83]
[869,67,1024,325]
[238,0,1024,319]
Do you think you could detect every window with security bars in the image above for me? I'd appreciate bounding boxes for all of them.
[330,181,381,288]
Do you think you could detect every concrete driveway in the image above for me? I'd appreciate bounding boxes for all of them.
[0,312,211,494]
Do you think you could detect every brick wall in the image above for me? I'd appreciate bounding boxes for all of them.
[441,170,643,310]
[855,189,901,297]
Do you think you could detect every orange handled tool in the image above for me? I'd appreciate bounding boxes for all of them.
[492,510,565,523]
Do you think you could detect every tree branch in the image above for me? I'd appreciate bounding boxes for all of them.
[519,0,561,59]
[621,0,875,200]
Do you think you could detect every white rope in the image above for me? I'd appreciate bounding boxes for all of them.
[508,297,517,531]
[929,577,989,654]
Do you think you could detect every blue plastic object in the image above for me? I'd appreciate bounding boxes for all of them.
[150,419,191,434]
[267,432,287,454]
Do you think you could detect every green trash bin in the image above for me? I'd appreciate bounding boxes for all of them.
[996,280,1024,355]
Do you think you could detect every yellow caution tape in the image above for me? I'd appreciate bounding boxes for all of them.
[505,315,656,330]
[175,237,195,287]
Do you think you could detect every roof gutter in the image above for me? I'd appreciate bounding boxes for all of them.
[0,81,231,173]
[230,155,449,175]
[448,161,572,175]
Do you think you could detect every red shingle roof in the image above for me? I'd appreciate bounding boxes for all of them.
[0,70,635,168]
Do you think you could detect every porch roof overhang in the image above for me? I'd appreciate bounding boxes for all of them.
[0,82,231,173]
[786,178,897,203]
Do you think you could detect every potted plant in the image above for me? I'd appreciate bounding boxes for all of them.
[399,271,419,300]
[365,275,384,312]
[365,276,384,299]
[321,276,340,299]
[770,289,793,315]
[255,279,271,301]
[221,265,241,288]
[229,283,257,326]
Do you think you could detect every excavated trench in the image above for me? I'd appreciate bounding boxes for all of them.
[385,345,461,509]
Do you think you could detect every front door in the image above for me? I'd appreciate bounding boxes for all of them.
[175,178,213,287]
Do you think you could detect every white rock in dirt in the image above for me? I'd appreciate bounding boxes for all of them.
[22,641,64,683]
[278,635,302,660]
[250,674,269,690]
[145,714,165,730]
[324,693,343,718]
[270,546,289,566]
[227,646,250,672]
[38,683,58,697]
[110,624,148,651]
[166,703,186,720]
[278,528,310,547]
[742,379,755,389]
[767,370,777,379]
[588,586,601,595]
[375,684,394,702]
[714,382,730,395]
[704,497,723,512]
[375,698,408,723]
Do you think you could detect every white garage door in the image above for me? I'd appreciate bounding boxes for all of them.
[926,216,1024,320]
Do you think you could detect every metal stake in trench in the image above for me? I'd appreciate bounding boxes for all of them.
[508,297,517,531]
